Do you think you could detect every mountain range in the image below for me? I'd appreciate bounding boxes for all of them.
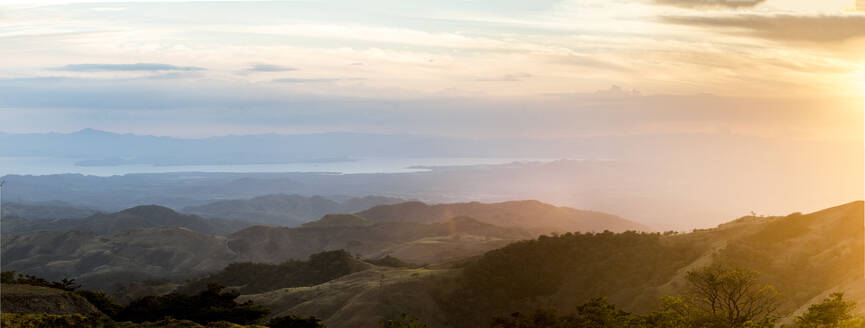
[0,200,861,328]
[2,205,252,235]
[5,129,835,166]
[182,194,405,226]
[2,201,100,220]
[3,199,637,291]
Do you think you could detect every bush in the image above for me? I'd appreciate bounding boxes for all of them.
[491,298,635,328]
[796,293,863,328]
[267,315,326,328]
[1,270,80,291]
[178,250,361,295]
[366,256,414,268]
[117,283,269,325]
[0,313,103,328]
[380,313,430,328]
[75,290,122,317]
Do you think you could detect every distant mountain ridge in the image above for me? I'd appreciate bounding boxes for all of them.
[1,199,637,291]
[2,205,252,235]
[0,129,533,166]
[182,194,405,226]
[225,215,533,265]
[3,201,100,220]
[301,214,371,228]
[356,200,646,234]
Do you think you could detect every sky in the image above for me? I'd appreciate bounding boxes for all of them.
[0,0,863,139]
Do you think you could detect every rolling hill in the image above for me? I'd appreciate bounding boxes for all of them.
[1,227,238,291]
[237,201,864,328]
[182,194,405,226]
[5,200,858,328]
[1,210,532,291]
[2,205,252,235]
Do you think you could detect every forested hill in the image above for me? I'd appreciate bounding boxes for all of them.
[435,201,864,327]
[1,213,531,291]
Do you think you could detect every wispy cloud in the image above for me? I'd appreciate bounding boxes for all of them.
[653,0,766,9]
[553,55,629,72]
[272,78,364,83]
[245,63,297,72]
[0,75,859,141]
[53,63,205,72]
[661,14,865,43]
[473,73,533,82]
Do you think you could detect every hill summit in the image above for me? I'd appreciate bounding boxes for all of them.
[302,214,371,228]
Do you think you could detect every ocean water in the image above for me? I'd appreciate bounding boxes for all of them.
[0,156,555,177]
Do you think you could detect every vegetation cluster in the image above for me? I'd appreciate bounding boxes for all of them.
[440,231,708,326]
[1,271,324,327]
[176,250,363,295]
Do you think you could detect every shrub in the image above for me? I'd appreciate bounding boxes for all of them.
[267,315,326,328]
[117,283,269,325]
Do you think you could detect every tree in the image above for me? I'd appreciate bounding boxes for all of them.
[638,297,691,328]
[795,293,862,328]
[1,270,80,291]
[490,308,568,328]
[569,298,634,328]
[490,298,636,328]
[268,314,327,328]
[75,290,122,318]
[668,266,780,328]
[381,313,430,328]
[117,283,269,324]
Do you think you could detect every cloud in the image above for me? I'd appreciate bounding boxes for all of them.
[592,85,641,97]
[53,63,205,72]
[552,55,629,72]
[272,78,364,83]
[245,63,297,72]
[653,0,766,9]
[0,75,860,144]
[661,14,865,42]
[473,73,533,82]
[90,7,126,11]
[142,72,207,80]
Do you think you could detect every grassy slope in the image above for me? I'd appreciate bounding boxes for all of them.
[239,267,456,328]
